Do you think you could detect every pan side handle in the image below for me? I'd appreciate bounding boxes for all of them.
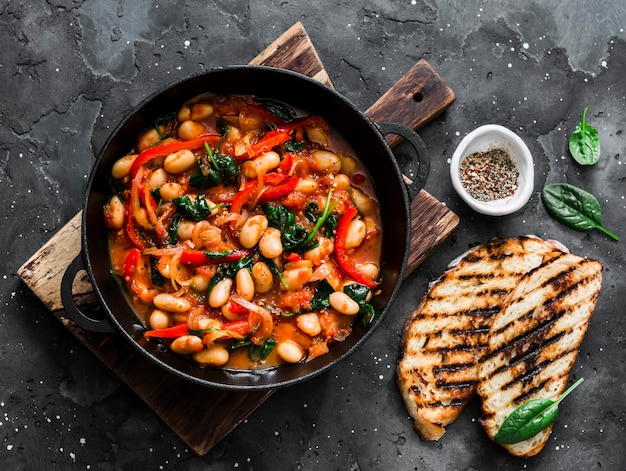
[377,122,430,199]
[61,255,116,334]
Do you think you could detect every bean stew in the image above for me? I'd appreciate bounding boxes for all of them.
[103,93,383,370]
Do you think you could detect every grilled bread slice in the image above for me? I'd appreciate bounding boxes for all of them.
[477,252,602,456]
[397,236,566,441]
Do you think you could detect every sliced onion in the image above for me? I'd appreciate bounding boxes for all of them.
[230,293,274,344]
[169,251,190,289]
[310,261,333,282]
[143,246,186,257]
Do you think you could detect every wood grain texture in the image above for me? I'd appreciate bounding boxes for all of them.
[17,21,457,455]
[366,60,456,148]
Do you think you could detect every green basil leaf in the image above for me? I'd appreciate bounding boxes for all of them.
[495,377,585,445]
[568,107,600,165]
[541,183,619,240]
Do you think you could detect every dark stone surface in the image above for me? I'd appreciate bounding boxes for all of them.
[2,1,625,469]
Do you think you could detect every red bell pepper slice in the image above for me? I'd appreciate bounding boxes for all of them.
[124,198,148,249]
[122,248,141,279]
[226,301,250,316]
[277,152,293,173]
[245,130,291,159]
[274,115,329,134]
[257,175,299,202]
[230,180,257,214]
[129,135,220,178]
[262,172,289,186]
[334,204,379,288]
[179,249,251,266]
[221,319,253,337]
[144,323,189,339]
[245,104,286,126]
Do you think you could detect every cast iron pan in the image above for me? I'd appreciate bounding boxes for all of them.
[61,65,429,390]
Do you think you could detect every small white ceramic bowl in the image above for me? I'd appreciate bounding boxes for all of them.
[450,124,534,216]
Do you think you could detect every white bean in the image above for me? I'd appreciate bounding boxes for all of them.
[148,309,171,330]
[236,268,255,301]
[137,128,161,152]
[242,151,280,179]
[239,215,268,248]
[221,301,245,321]
[295,178,318,194]
[191,272,210,292]
[157,258,171,279]
[190,103,214,121]
[177,105,191,122]
[339,154,358,174]
[281,261,313,291]
[350,188,376,214]
[296,313,322,337]
[164,149,196,174]
[192,345,229,366]
[276,340,305,363]
[251,262,273,293]
[344,219,367,249]
[209,277,233,308]
[178,120,206,140]
[148,168,168,190]
[303,237,334,265]
[153,293,191,313]
[332,173,351,191]
[177,220,195,240]
[358,262,380,282]
[305,126,329,146]
[111,154,138,179]
[170,335,203,355]
[329,291,360,316]
[311,150,341,173]
[258,227,283,259]
[104,195,125,230]
[192,220,222,250]
[159,182,183,201]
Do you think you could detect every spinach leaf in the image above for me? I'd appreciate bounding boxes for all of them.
[284,137,305,153]
[221,252,255,278]
[541,183,619,240]
[190,143,238,189]
[173,194,213,222]
[495,377,584,445]
[343,283,376,324]
[569,107,600,165]
[310,279,335,311]
[154,111,177,138]
[249,338,277,362]
[168,214,181,245]
[149,256,165,287]
[262,257,287,288]
[259,98,297,123]
[262,204,308,250]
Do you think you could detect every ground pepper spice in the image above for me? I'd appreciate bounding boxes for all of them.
[459,148,519,201]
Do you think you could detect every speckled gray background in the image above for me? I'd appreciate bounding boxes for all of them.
[2,1,625,469]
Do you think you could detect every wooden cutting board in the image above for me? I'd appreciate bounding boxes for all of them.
[17,22,458,455]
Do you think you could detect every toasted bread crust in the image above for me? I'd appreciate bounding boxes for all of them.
[477,252,602,456]
[397,236,565,441]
